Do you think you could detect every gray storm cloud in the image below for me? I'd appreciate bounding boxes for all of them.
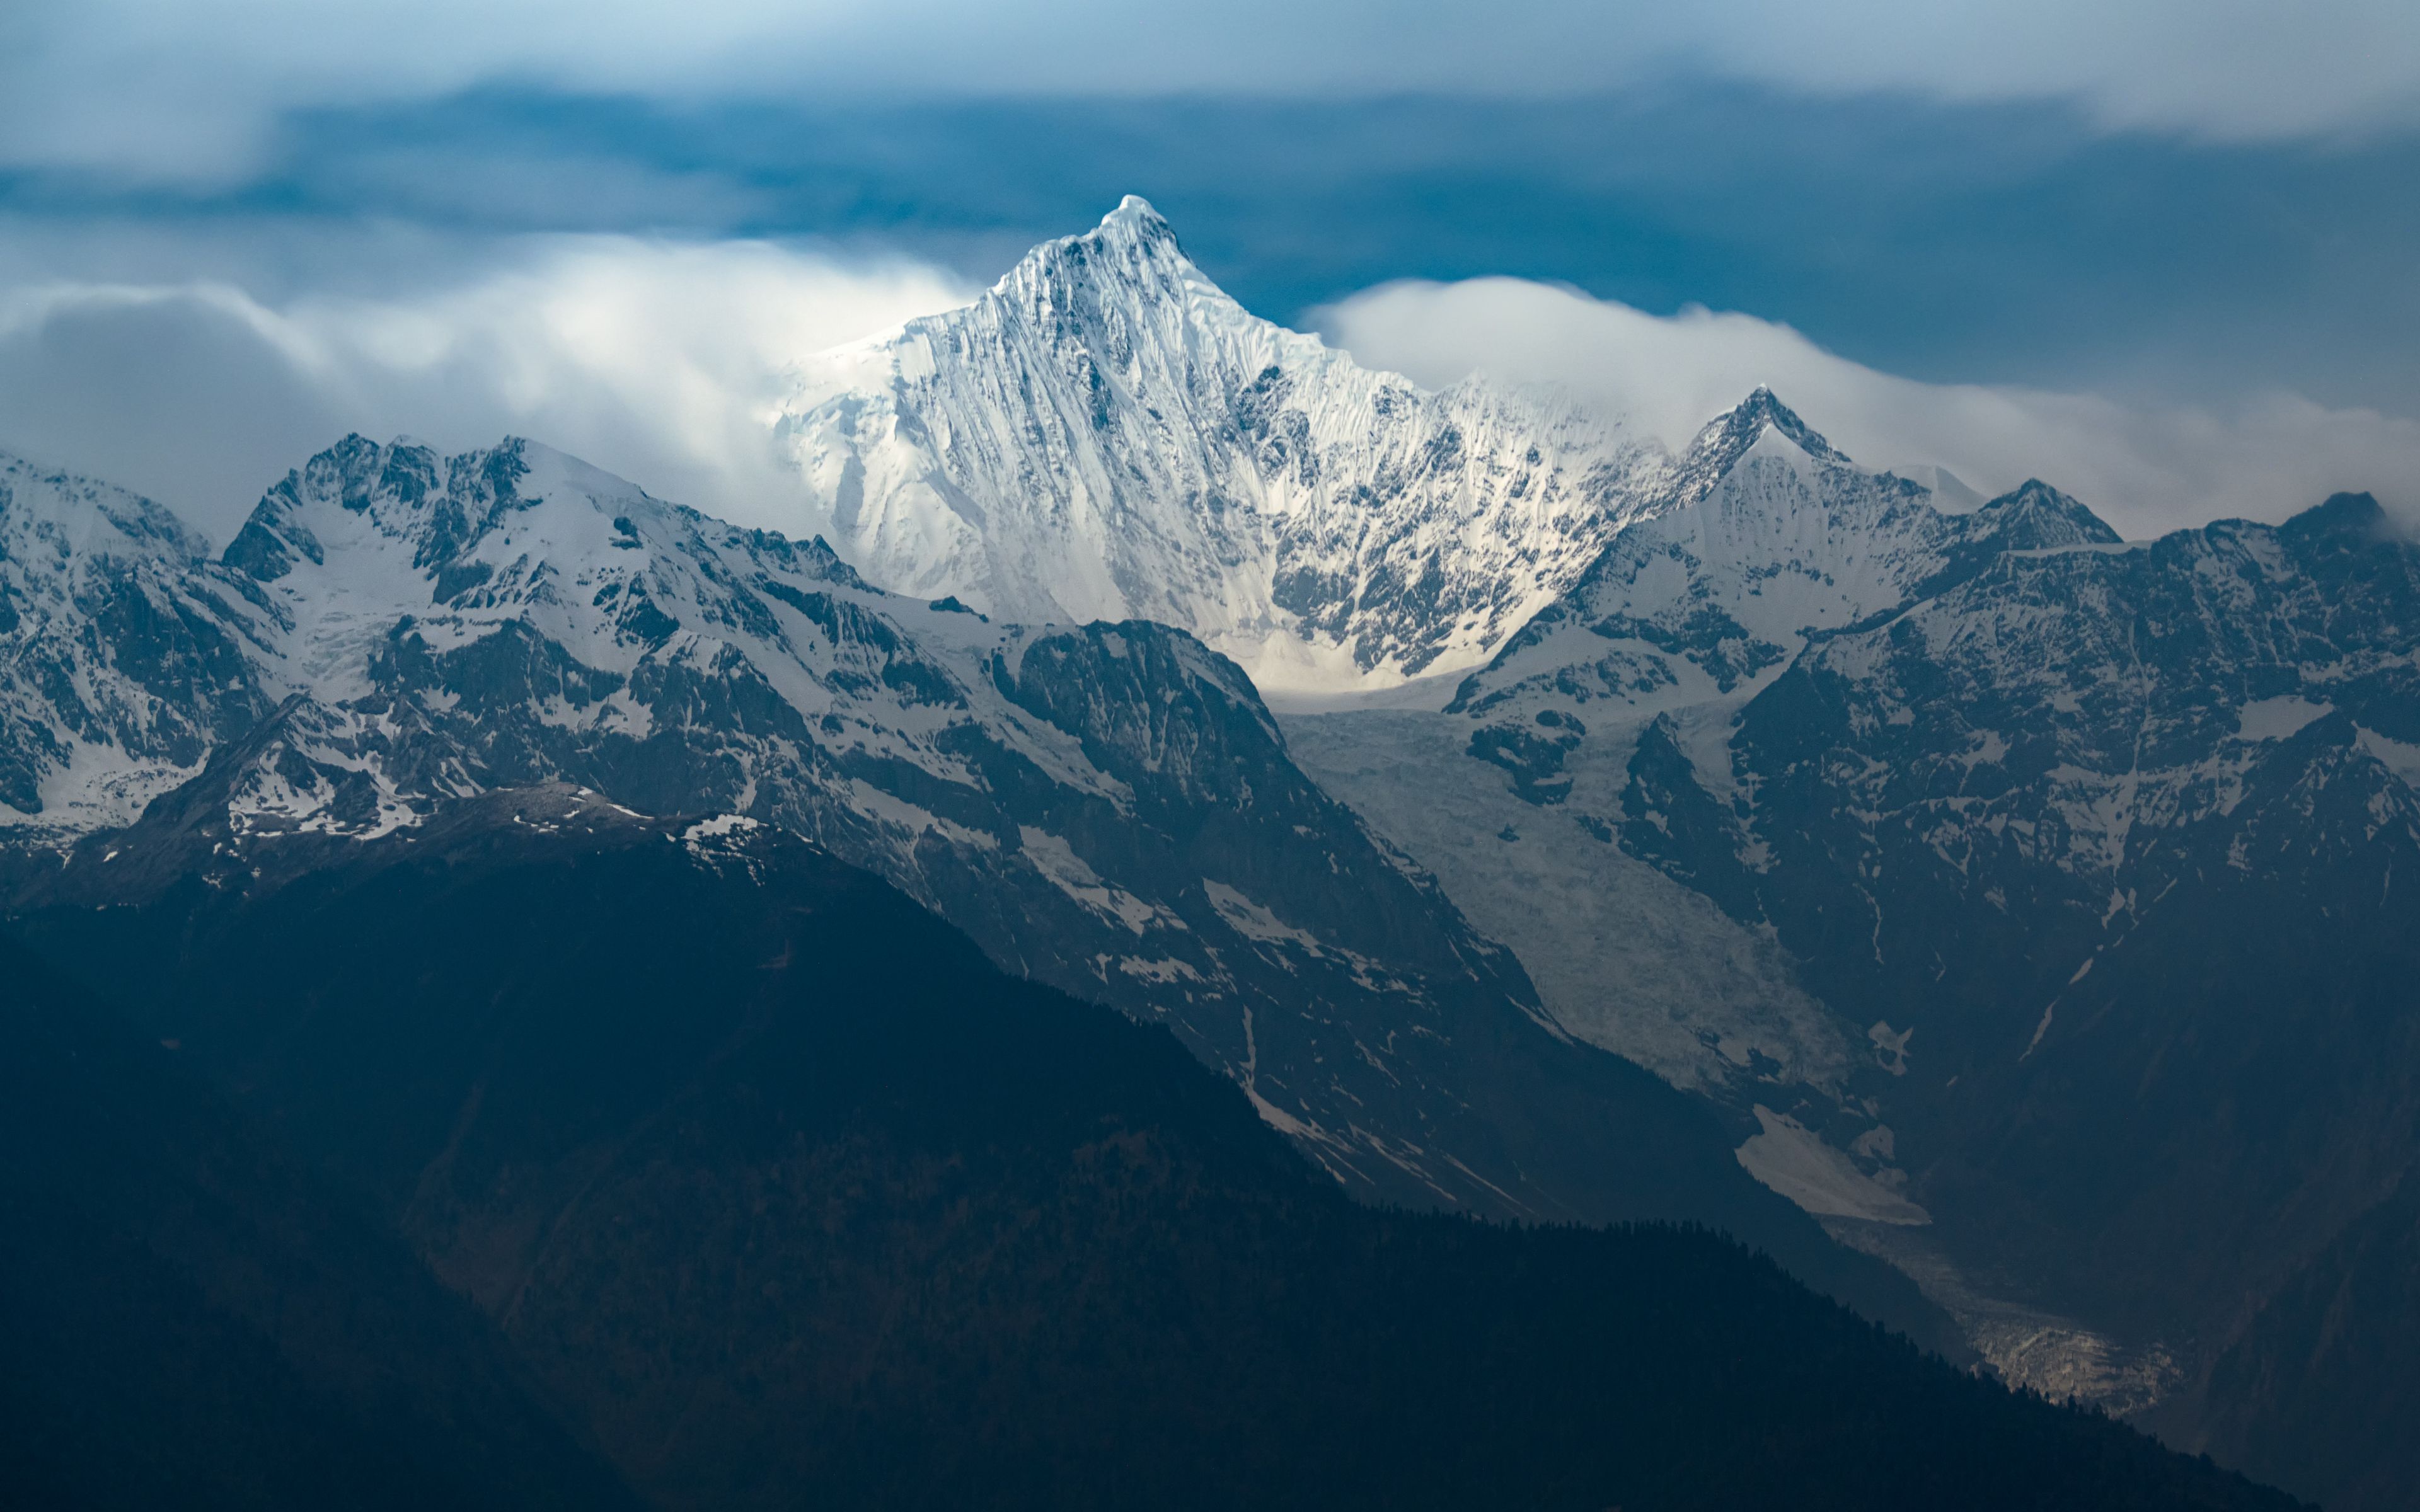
[1317,277,2420,537]
[4,0,2419,181]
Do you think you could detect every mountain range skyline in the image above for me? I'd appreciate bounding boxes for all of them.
[8,200,2414,1460]
[8,55,2419,1501]
[4,168,2414,559]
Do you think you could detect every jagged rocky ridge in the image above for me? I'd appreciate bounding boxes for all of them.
[1281,396,2420,1508]
[776,198,1687,694]
[0,433,1937,1337]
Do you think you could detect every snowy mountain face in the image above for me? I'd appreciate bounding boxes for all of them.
[1297,392,2112,1102]
[775,198,1676,694]
[0,433,1929,1336]
[1284,397,2420,1450]
[0,454,275,833]
[1616,491,2420,1351]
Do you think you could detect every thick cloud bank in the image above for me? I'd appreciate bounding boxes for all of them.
[1,234,2408,550]
[0,236,974,542]
[1320,278,2420,537]
[4,0,2417,182]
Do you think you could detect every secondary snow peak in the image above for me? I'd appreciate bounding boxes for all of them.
[1702,386,1849,468]
[1974,479,2123,548]
[1648,386,1855,517]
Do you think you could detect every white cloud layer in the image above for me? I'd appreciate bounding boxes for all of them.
[1317,278,2420,539]
[1,234,2409,556]
[4,0,2417,181]
[0,236,976,543]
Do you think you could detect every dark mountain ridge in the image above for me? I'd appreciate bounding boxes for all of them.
[4,786,2306,1511]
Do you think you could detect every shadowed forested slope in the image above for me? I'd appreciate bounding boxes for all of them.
[8,788,2305,1512]
[0,939,640,1512]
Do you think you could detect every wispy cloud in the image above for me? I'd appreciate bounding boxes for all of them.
[4,224,2410,553]
[0,235,974,542]
[1318,277,2420,536]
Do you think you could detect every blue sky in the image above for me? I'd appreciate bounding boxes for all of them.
[1,1,2415,538]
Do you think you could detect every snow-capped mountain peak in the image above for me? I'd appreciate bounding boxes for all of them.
[1,448,215,564]
[772,205,2009,702]
[1705,386,1845,461]
[1972,477,2126,549]
[775,199,1685,695]
[228,433,648,584]
[0,449,272,830]
[986,191,1257,341]
[1658,387,1852,510]
[1102,191,1172,232]
[218,433,890,728]
[1447,394,2125,732]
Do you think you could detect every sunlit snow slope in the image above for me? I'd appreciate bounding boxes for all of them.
[775,198,1678,694]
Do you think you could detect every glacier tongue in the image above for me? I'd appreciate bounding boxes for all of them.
[775,197,1681,696]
